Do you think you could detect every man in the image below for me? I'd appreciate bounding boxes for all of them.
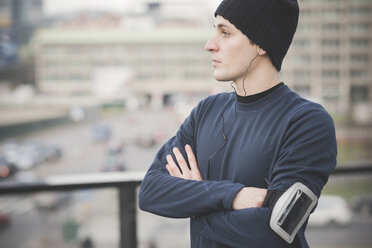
[139,0,337,247]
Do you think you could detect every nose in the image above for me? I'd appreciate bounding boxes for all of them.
[204,35,218,53]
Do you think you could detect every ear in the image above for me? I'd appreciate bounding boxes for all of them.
[257,47,267,56]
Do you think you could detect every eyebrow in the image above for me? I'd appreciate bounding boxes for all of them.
[214,23,233,30]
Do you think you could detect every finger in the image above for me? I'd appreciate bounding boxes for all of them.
[166,155,182,177]
[185,145,203,181]
[172,147,190,176]
[185,145,197,170]
[166,164,175,176]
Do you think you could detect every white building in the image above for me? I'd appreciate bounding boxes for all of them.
[281,0,372,117]
[32,0,372,119]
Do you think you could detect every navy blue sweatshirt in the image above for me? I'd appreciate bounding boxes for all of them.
[139,85,337,248]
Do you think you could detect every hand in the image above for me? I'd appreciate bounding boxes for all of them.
[232,187,267,210]
[165,144,202,181]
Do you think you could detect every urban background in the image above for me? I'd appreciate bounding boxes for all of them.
[0,0,371,247]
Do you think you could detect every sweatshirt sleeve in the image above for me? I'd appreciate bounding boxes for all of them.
[191,106,337,247]
[138,98,245,218]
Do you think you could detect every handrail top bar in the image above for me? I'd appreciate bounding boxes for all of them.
[332,164,372,174]
[0,171,146,195]
[1,165,372,196]
[45,171,146,185]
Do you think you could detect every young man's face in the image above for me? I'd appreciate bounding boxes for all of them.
[205,15,258,83]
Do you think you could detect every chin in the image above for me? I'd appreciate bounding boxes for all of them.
[213,72,232,82]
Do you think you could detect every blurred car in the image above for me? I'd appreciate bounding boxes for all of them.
[0,141,20,166]
[69,105,86,122]
[135,134,156,148]
[32,192,72,210]
[13,170,38,182]
[101,152,125,172]
[0,157,17,180]
[0,141,62,170]
[41,145,62,163]
[91,124,111,143]
[13,142,45,170]
[0,212,10,228]
[350,194,372,216]
[308,195,352,227]
[107,139,125,154]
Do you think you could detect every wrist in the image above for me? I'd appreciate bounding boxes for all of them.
[226,184,245,210]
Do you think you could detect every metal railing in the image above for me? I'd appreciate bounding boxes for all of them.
[0,171,145,248]
[0,164,371,248]
[331,164,372,175]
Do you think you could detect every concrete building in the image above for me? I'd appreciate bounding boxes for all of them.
[33,0,372,118]
[33,28,217,100]
[0,0,12,28]
[0,0,43,43]
[281,0,372,117]
[0,0,43,81]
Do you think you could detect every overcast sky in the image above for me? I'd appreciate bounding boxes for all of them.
[43,0,222,16]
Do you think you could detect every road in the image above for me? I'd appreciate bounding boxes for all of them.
[306,217,372,248]
[0,109,371,248]
[0,109,177,248]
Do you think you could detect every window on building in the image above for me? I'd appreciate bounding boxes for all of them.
[350,39,370,47]
[350,69,369,78]
[349,23,370,33]
[322,55,340,63]
[322,83,340,102]
[322,23,341,32]
[294,70,311,79]
[293,39,312,48]
[301,9,313,17]
[293,55,311,65]
[321,9,342,18]
[350,54,369,63]
[44,73,61,81]
[351,54,369,63]
[350,85,369,103]
[349,8,371,18]
[322,70,340,78]
[294,85,311,98]
[296,24,314,34]
[137,73,151,80]
[322,39,340,47]
[69,73,84,80]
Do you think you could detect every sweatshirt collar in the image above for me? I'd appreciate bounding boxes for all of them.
[235,83,290,111]
[236,82,284,104]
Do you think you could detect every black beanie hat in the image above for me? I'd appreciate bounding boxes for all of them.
[215,0,299,71]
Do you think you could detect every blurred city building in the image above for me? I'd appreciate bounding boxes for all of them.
[0,0,43,85]
[0,0,43,46]
[281,0,372,123]
[32,0,217,110]
[30,0,372,121]
[32,28,214,94]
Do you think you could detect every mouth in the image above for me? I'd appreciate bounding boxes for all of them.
[212,59,221,67]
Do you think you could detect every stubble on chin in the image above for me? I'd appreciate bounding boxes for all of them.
[213,71,234,82]
[213,71,231,82]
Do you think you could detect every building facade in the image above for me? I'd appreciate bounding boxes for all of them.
[281,0,372,116]
[33,0,372,117]
[33,28,217,97]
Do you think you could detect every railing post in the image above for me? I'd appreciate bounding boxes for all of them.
[119,185,137,248]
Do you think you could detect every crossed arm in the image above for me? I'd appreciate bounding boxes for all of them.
[165,145,267,210]
[139,101,337,247]
[156,144,289,247]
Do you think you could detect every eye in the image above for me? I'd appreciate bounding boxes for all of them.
[222,31,230,37]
